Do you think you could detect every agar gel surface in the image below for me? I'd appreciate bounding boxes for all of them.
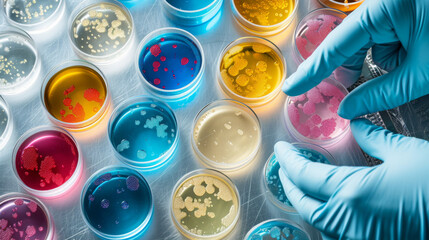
[0,197,49,240]
[4,0,61,25]
[138,33,202,91]
[172,173,239,236]
[82,169,152,236]
[71,3,132,57]
[109,102,177,164]
[166,0,214,11]
[193,105,260,167]
[246,220,309,240]
[288,81,348,140]
[220,42,283,100]
[296,14,343,59]
[44,66,107,124]
[233,0,294,26]
[15,130,79,191]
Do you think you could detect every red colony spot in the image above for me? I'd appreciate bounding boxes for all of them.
[160,56,166,62]
[68,106,73,110]
[60,109,65,115]
[172,44,177,48]
[72,102,85,122]
[63,97,72,106]
[26,212,31,217]
[63,85,75,95]
[25,225,36,238]
[146,47,149,50]
[38,227,43,232]
[194,60,197,64]
[19,230,24,238]
[150,44,161,57]
[52,173,64,186]
[181,57,189,65]
[143,70,146,73]
[84,88,102,103]
[21,147,39,171]
[191,68,194,70]
[12,213,17,219]
[153,61,161,68]
[191,74,194,77]
[164,68,168,72]
[14,199,23,206]
[39,156,57,184]
[26,201,38,213]
[0,219,8,230]
[160,38,165,42]
[153,68,159,72]
[162,86,165,89]
[1,227,13,239]
[154,78,161,85]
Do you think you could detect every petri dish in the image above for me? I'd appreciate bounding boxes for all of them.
[263,143,335,212]
[284,77,350,146]
[162,0,223,26]
[171,169,240,240]
[2,0,65,32]
[12,126,83,198]
[294,8,347,62]
[217,37,286,107]
[136,28,204,100]
[41,60,110,131]
[0,96,13,150]
[108,96,179,170]
[81,166,153,239]
[244,219,310,240]
[0,27,40,95]
[192,100,261,170]
[69,0,134,63]
[0,192,54,240]
[318,0,364,13]
[231,0,298,36]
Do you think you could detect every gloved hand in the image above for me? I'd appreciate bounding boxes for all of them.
[276,120,429,239]
[277,0,429,238]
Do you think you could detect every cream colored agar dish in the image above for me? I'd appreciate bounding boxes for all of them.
[71,2,132,58]
[172,172,240,239]
[193,104,261,169]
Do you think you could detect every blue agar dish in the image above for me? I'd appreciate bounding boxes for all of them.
[245,219,310,240]
[264,143,334,212]
[81,166,153,239]
[108,96,179,170]
[162,0,223,26]
[137,28,204,100]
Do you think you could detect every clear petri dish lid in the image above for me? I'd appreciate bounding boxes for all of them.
[135,27,205,100]
[2,0,66,32]
[12,125,83,198]
[68,0,135,64]
[230,0,299,36]
[284,77,350,147]
[161,0,223,26]
[108,95,179,170]
[216,37,287,107]
[80,166,153,239]
[244,218,310,240]
[0,26,40,95]
[40,59,111,131]
[170,168,240,239]
[192,99,262,170]
[0,95,13,150]
[0,192,55,240]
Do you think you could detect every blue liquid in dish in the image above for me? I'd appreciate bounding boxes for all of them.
[109,100,177,169]
[82,167,153,238]
[166,0,215,11]
[246,219,309,240]
[266,149,330,209]
[138,33,202,91]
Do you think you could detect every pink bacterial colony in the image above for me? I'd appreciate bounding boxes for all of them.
[296,14,343,59]
[288,81,348,140]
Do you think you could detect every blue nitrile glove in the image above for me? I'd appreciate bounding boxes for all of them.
[276,120,429,239]
[276,0,429,239]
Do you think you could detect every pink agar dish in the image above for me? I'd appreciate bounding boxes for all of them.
[285,78,349,145]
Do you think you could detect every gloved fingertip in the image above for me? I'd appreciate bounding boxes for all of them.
[337,98,356,120]
[274,141,290,156]
[350,118,373,130]
[282,80,291,94]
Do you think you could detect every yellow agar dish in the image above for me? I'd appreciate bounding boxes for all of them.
[220,42,284,101]
[318,0,364,12]
[233,0,295,26]
[193,104,260,169]
[172,172,239,239]
[44,66,107,124]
